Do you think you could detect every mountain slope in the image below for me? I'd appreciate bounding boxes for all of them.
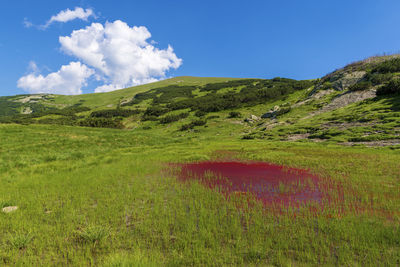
[1,56,400,147]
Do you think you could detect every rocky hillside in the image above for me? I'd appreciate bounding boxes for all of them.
[1,55,399,147]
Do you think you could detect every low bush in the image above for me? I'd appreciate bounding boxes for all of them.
[90,109,141,118]
[376,79,400,95]
[348,81,372,91]
[179,119,207,131]
[372,58,400,74]
[79,118,124,129]
[228,111,242,118]
[159,112,189,124]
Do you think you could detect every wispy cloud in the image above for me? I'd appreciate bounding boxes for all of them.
[24,7,95,30]
[43,7,94,29]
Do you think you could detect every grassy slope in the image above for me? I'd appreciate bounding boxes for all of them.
[0,123,399,265]
[49,76,245,109]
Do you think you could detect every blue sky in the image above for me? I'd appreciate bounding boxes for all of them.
[1,0,400,95]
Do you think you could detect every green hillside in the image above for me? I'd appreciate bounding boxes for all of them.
[1,56,400,147]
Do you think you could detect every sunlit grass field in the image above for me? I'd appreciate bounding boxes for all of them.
[0,123,399,266]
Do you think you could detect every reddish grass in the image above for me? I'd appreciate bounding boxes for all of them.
[171,161,397,219]
[174,161,323,208]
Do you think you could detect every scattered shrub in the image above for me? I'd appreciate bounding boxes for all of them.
[377,79,400,95]
[228,111,242,118]
[348,81,372,91]
[195,110,206,117]
[79,118,124,129]
[365,73,393,85]
[90,109,141,118]
[179,119,207,131]
[143,106,170,117]
[159,112,189,124]
[372,58,400,74]
[242,134,255,140]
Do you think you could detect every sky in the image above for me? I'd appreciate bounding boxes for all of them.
[1,0,400,95]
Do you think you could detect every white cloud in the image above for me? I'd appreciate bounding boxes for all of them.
[17,62,94,95]
[43,7,94,29]
[59,20,182,93]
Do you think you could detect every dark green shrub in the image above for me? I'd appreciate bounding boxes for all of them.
[90,109,140,118]
[179,119,207,131]
[348,81,372,91]
[79,118,124,129]
[320,81,333,90]
[159,112,189,124]
[228,111,241,118]
[141,115,159,121]
[143,106,169,117]
[372,58,400,74]
[195,110,206,117]
[377,79,400,95]
[365,73,393,85]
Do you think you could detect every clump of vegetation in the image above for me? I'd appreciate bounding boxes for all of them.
[79,118,124,129]
[159,112,189,124]
[377,79,400,95]
[228,111,242,118]
[371,58,400,74]
[180,119,207,131]
[75,226,109,245]
[348,81,372,91]
[8,232,33,250]
[90,109,141,118]
[195,110,206,117]
[364,72,394,85]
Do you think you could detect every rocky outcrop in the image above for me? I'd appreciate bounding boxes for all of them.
[261,105,291,119]
[331,71,366,91]
[244,114,260,123]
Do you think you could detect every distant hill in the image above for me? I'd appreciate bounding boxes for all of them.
[1,56,399,147]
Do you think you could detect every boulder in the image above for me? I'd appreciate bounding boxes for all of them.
[2,206,18,213]
[244,114,260,123]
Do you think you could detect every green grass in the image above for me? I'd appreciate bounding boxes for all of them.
[0,123,399,265]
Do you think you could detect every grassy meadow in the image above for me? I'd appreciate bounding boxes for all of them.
[0,123,399,266]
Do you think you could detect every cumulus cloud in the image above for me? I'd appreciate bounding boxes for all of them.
[17,62,94,95]
[43,7,94,29]
[59,20,182,92]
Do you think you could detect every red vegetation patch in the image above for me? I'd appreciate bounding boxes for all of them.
[171,161,396,220]
[174,161,323,208]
